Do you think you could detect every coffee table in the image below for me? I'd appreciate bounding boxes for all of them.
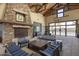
[28,40,48,51]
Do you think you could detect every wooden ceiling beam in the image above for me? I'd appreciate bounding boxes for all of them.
[40,3,56,14]
[44,3,79,16]
[39,4,47,12]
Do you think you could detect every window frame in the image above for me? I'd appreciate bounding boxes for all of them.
[16,12,26,22]
[57,8,64,18]
[49,20,76,36]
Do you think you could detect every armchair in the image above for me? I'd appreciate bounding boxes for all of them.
[18,37,29,47]
[5,42,32,56]
[39,47,56,56]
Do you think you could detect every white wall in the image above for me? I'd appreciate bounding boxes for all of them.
[46,9,79,26]
[29,12,45,35]
[0,4,6,20]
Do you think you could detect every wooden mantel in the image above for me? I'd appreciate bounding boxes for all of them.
[0,21,32,26]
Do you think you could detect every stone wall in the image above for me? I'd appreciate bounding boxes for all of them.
[0,4,6,20]
[2,23,14,44]
[2,23,33,44]
[3,3,32,25]
[0,3,45,43]
[1,3,33,43]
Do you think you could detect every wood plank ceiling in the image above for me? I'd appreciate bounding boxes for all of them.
[28,3,55,16]
[28,3,79,16]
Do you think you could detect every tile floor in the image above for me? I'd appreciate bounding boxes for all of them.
[22,36,79,56]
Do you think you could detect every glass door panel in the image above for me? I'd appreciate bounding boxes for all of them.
[60,22,65,26]
[52,27,55,35]
[49,26,55,35]
[56,26,60,35]
[50,23,55,26]
[61,26,65,36]
[49,23,55,35]
[67,25,76,36]
[56,23,60,26]
[49,21,76,36]
[67,21,76,25]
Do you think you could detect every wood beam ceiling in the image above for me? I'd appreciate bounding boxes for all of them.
[28,3,79,16]
[40,3,56,14]
[28,3,55,15]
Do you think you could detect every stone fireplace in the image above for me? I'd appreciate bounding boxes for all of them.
[1,23,32,44]
[13,25,32,38]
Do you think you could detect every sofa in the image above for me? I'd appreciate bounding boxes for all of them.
[37,35,56,41]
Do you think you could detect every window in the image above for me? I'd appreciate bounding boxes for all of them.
[36,26,40,32]
[49,21,76,36]
[49,23,55,35]
[57,9,64,17]
[67,25,76,36]
[60,22,65,26]
[66,21,76,25]
[16,13,25,22]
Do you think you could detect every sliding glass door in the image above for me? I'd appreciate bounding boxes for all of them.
[49,23,55,35]
[49,21,76,36]
[56,26,60,35]
[61,26,65,36]
[66,21,76,36]
[67,25,76,36]
[60,22,65,36]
